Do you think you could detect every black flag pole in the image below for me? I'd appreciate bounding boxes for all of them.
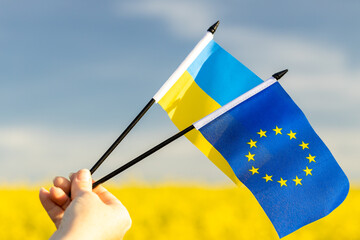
[89,21,221,174]
[91,69,288,188]
[92,125,195,188]
[272,69,288,80]
[90,99,155,174]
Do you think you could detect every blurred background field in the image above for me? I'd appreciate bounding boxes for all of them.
[0,185,359,240]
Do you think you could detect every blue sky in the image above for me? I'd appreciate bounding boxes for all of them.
[0,0,359,184]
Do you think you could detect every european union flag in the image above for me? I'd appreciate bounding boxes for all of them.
[194,79,349,238]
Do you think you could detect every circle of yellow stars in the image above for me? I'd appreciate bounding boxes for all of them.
[245,126,316,187]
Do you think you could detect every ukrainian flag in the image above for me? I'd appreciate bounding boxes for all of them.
[154,39,262,184]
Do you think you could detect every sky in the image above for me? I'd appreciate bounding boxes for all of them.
[0,0,359,185]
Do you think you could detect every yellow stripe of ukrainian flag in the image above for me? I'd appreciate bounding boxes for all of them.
[158,70,240,184]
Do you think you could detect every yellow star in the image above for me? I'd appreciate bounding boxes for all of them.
[273,126,282,135]
[263,174,273,182]
[299,141,309,150]
[245,152,255,161]
[306,154,316,163]
[249,166,259,175]
[257,129,267,138]
[287,130,297,140]
[247,139,257,148]
[293,176,303,186]
[277,178,287,187]
[303,166,313,176]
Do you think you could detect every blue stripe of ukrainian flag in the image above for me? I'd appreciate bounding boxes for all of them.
[158,40,262,184]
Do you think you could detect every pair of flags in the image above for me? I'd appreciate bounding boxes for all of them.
[90,23,349,238]
[153,34,349,237]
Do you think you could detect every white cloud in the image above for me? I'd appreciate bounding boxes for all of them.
[114,0,349,76]
[213,25,360,123]
[316,127,360,180]
[114,1,359,105]
[0,127,109,181]
[0,125,229,184]
[217,25,348,74]
[115,0,217,38]
[1,123,358,184]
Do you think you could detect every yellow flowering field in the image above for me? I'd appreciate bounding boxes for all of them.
[0,185,359,240]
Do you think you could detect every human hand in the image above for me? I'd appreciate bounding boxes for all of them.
[39,169,131,240]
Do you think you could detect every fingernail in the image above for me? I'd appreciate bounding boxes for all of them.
[77,169,91,181]
[53,176,60,184]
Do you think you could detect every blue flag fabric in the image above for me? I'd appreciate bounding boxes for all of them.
[196,80,349,238]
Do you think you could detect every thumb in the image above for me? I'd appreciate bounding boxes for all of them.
[71,169,92,199]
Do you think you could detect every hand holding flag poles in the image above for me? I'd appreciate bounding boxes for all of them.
[92,69,288,188]
[90,21,220,174]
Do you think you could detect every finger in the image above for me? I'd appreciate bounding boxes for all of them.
[93,185,121,205]
[39,187,64,229]
[53,176,71,196]
[71,169,92,199]
[49,187,70,210]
